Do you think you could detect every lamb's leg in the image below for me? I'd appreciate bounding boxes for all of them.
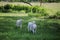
[32,29,36,34]
[34,29,36,33]
[32,29,35,34]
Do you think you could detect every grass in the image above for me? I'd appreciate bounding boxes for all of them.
[0,13,60,40]
[0,13,28,16]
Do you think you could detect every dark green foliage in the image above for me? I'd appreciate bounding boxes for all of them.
[31,6,48,16]
[0,4,47,14]
[0,4,48,16]
[32,6,43,13]
[2,4,14,12]
[4,4,14,9]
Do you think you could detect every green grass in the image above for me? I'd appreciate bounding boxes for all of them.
[0,13,28,16]
[0,13,60,40]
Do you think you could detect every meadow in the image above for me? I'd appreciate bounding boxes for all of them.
[0,2,60,40]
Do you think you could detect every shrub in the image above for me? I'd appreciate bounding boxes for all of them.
[4,4,14,9]
[32,6,45,13]
[0,4,47,14]
[2,4,14,12]
[31,6,48,16]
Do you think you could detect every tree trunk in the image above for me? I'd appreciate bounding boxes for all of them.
[22,1,32,6]
[40,0,43,6]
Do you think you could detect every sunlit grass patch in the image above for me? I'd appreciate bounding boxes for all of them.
[0,13,28,16]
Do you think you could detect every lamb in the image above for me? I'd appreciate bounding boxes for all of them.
[28,21,37,34]
[16,19,22,28]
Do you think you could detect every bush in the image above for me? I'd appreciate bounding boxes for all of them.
[0,4,48,14]
[4,4,14,9]
[2,4,14,12]
[32,6,45,13]
[31,6,48,16]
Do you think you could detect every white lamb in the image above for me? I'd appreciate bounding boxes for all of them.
[28,21,37,34]
[16,19,22,28]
